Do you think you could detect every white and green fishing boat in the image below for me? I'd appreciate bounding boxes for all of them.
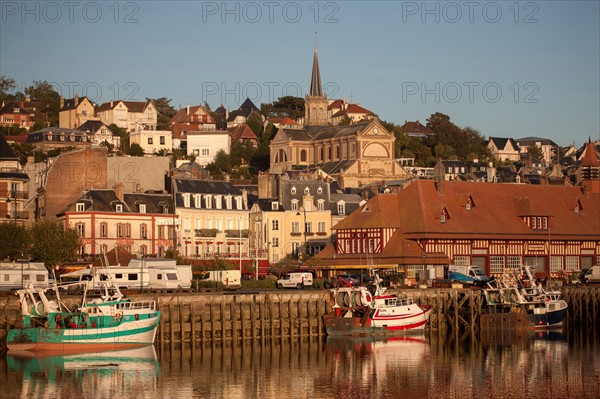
[7,280,160,354]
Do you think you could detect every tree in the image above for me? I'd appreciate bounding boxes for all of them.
[128,142,145,156]
[148,97,176,130]
[261,96,305,119]
[100,140,115,153]
[246,111,264,136]
[338,115,352,126]
[209,149,232,174]
[526,145,545,162]
[0,222,30,261]
[0,75,17,102]
[29,220,80,266]
[24,80,60,126]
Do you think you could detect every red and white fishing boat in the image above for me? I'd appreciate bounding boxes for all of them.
[323,275,433,336]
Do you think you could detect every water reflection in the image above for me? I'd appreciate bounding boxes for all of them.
[5,346,160,399]
[3,332,600,399]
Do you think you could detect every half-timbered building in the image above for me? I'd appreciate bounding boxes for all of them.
[318,149,600,282]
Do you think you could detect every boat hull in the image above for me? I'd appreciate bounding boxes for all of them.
[7,316,159,354]
[530,306,568,328]
[324,305,433,337]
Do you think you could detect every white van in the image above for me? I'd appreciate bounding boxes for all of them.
[582,265,600,283]
[277,272,313,289]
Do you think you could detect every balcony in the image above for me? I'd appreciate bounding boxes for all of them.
[291,232,302,236]
[1,190,28,199]
[5,211,29,220]
[195,228,218,237]
[225,229,249,238]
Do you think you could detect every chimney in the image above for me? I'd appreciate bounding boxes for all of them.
[110,100,113,107]
[242,189,248,209]
[60,96,64,109]
[114,182,125,202]
[186,104,190,115]
[74,94,79,107]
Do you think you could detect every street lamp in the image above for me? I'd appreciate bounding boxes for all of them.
[239,216,242,277]
[254,216,261,281]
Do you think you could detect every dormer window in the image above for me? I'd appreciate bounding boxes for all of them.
[440,207,450,223]
[139,204,146,213]
[291,199,299,211]
[76,203,85,212]
[575,204,579,214]
[194,194,201,208]
[317,187,323,195]
[529,216,548,230]
[205,195,212,209]
[337,201,346,215]
[271,202,279,211]
[215,195,222,209]
[304,187,310,195]
[440,213,446,223]
[115,204,123,212]
[317,199,325,211]
[291,187,297,195]
[466,201,471,211]
[182,193,191,208]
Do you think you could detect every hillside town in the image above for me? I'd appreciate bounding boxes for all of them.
[1,47,599,285]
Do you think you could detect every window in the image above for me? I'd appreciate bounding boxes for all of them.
[304,187,310,195]
[305,221,313,233]
[454,256,470,266]
[215,195,222,209]
[565,256,580,272]
[76,203,85,212]
[116,204,123,212]
[124,224,130,238]
[490,256,505,274]
[139,204,146,213]
[160,136,165,145]
[317,200,325,211]
[148,137,153,145]
[205,195,212,209]
[100,223,107,238]
[300,150,307,162]
[271,202,279,210]
[140,245,147,256]
[291,200,299,211]
[272,237,279,248]
[292,242,299,256]
[183,194,191,208]
[117,224,123,238]
[318,221,326,233]
[337,202,345,215]
[194,195,201,208]
[201,148,209,156]
[507,256,521,270]
[292,221,300,233]
[550,256,563,273]
[272,220,279,231]
[76,223,85,237]
[291,187,297,195]
[317,187,323,195]
[140,224,147,239]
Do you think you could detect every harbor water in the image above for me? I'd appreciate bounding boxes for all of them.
[1,329,599,399]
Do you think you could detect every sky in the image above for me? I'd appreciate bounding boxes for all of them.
[1,1,599,147]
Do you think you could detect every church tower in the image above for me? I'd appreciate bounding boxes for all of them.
[304,38,328,127]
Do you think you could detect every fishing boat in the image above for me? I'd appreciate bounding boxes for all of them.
[323,274,433,336]
[482,266,568,328]
[6,279,161,354]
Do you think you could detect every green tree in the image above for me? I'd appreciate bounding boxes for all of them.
[24,80,60,126]
[128,142,145,156]
[208,149,232,174]
[0,222,30,261]
[261,96,305,119]
[338,115,352,126]
[100,140,115,153]
[148,97,176,130]
[29,220,80,266]
[246,111,264,136]
[0,75,17,102]
[526,145,545,162]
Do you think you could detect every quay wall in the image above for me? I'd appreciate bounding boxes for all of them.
[1,286,599,345]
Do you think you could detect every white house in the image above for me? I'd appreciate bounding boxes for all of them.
[97,100,157,132]
[187,131,231,166]
[130,130,172,155]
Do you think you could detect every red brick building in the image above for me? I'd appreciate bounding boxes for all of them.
[318,149,600,280]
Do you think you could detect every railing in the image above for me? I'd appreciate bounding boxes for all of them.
[1,190,28,200]
[225,229,249,238]
[6,211,29,220]
[195,229,219,237]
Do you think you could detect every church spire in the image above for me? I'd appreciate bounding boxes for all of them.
[309,32,323,97]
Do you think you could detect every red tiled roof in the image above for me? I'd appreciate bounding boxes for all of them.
[331,104,374,118]
[327,99,344,110]
[267,117,298,126]
[402,120,434,136]
[227,124,258,144]
[581,142,600,167]
[335,180,600,241]
[170,105,214,124]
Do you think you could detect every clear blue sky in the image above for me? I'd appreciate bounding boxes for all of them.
[1,1,598,146]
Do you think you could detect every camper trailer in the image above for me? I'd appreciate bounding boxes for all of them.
[0,262,49,291]
[199,270,241,289]
[128,258,192,289]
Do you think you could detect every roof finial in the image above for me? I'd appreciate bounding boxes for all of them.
[314,31,318,49]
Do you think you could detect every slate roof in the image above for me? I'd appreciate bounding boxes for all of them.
[0,102,29,115]
[329,193,362,216]
[488,136,520,151]
[516,136,558,147]
[77,120,113,134]
[169,105,214,124]
[0,134,18,160]
[227,124,258,144]
[26,127,93,143]
[60,190,172,215]
[60,97,92,111]
[333,180,600,240]
[282,122,371,142]
[96,100,151,113]
[226,98,260,122]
